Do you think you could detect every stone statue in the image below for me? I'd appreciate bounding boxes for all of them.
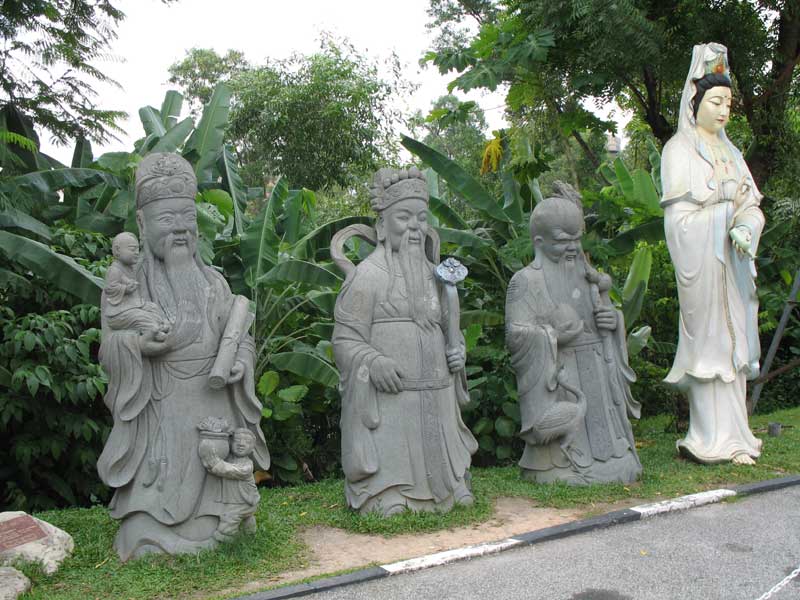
[197,418,259,543]
[96,153,269,560]
[505,184,642,484]
[331,167,478,516]
[105,232,169,339]
[661,43,763,465]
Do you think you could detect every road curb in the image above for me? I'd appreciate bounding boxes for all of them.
[233,474,800,600]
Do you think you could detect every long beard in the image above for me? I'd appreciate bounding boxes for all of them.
[395,232,437,332]
[541,253,592,317]
[159,234,205,347]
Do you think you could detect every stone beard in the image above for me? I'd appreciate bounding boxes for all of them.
[505,202,641,485]
[97,164,269,560]
[384,230,437,332]
[144,232,204,346]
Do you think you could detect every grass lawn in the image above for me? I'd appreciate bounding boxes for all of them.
[17,406,800,600]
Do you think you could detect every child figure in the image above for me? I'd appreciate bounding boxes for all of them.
[104,232,169,339]
[199,428,260,542]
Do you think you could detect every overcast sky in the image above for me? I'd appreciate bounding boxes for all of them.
[41,0,509,164]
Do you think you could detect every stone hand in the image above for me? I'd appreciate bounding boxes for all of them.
[446,346,466,372]
[370,356,404,394]
[227,360,246,384]
[198,444,220,470]
[729,225,754,257]
[139,327,171,356]
[594,307,618,331]
[126,280,139,293]
[555,319,583,345]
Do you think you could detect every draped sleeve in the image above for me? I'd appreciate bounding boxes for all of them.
[332,260,385,482]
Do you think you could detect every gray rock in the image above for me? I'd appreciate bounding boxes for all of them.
[0,567,30,600]
[0,512,73,575]
[96,153,269,561]
[331,167,477,516]
[505,185,642,484]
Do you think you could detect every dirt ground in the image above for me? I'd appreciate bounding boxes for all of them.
[216,495,645,599]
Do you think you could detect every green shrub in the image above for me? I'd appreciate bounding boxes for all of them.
[0,225,111,511]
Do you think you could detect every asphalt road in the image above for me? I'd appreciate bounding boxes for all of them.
[307,486,800,600]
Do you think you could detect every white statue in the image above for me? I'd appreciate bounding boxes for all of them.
[661,43,763,465]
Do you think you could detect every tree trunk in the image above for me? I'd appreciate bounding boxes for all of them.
[735,6,800,190]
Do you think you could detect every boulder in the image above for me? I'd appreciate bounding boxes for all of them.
[0,567,31,600]
[0,512,73,575]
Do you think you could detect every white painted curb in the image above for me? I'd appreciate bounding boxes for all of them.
[382,537,524,574]
[630,489,737,518]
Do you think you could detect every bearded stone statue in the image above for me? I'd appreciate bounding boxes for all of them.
[331,167,478,516]
[96,153,269,560]
[505,186,642,485]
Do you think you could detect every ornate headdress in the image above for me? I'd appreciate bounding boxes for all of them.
[702,45,729,78]
[135,153,197,209]
[370,167,428,213]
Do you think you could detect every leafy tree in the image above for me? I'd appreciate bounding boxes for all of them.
[0,1,174,145]
[168,48,250,116]
[425,0,800,190]
[410,95,488,180]
[168,38,412,190]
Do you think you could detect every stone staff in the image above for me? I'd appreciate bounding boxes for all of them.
[435,257,468,356]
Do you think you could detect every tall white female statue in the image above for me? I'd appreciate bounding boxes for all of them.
[661,43,763,465]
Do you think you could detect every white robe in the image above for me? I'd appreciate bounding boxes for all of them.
[661,43,763,463]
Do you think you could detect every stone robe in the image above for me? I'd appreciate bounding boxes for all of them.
[505,263,641,484]
[332,247,477,513]
[96,262,269,560]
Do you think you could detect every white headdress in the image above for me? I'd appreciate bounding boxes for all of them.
[677,43,731,139]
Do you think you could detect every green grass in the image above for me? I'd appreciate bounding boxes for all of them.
[19,406,800,600]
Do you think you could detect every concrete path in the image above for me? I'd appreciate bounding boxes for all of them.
[303,485,800,600]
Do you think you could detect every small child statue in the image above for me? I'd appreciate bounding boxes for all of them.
[103,232,170,340]
[198,426,260,543]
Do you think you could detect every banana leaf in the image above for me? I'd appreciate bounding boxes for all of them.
[271,351,339,388]
[258,259,341,288]
[139,106,166,137]
[0,208,51,239]
[609,218,664,254]
[160,91,184,129]
[402,135,511,223]
[436,226,489,250]
[429,195,469,230]
[0,231,103,304]
[307,290,337,315]
[240,178,286,287]
[0,268,31,293]
[71,138,93,168]
[501,168,524,224]
[219,144,248,236]
[648,139,662,196]
[185,83,231,182]
[291,215,373,261]
[622,246,652,328]
[0,168,126,200]
[150,117,194,154]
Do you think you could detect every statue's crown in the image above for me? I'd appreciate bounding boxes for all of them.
[703,45,729,78]
[135,153,197,208]
[370,167,428,213]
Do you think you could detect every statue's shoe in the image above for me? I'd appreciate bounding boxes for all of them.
[454,490,475,507]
